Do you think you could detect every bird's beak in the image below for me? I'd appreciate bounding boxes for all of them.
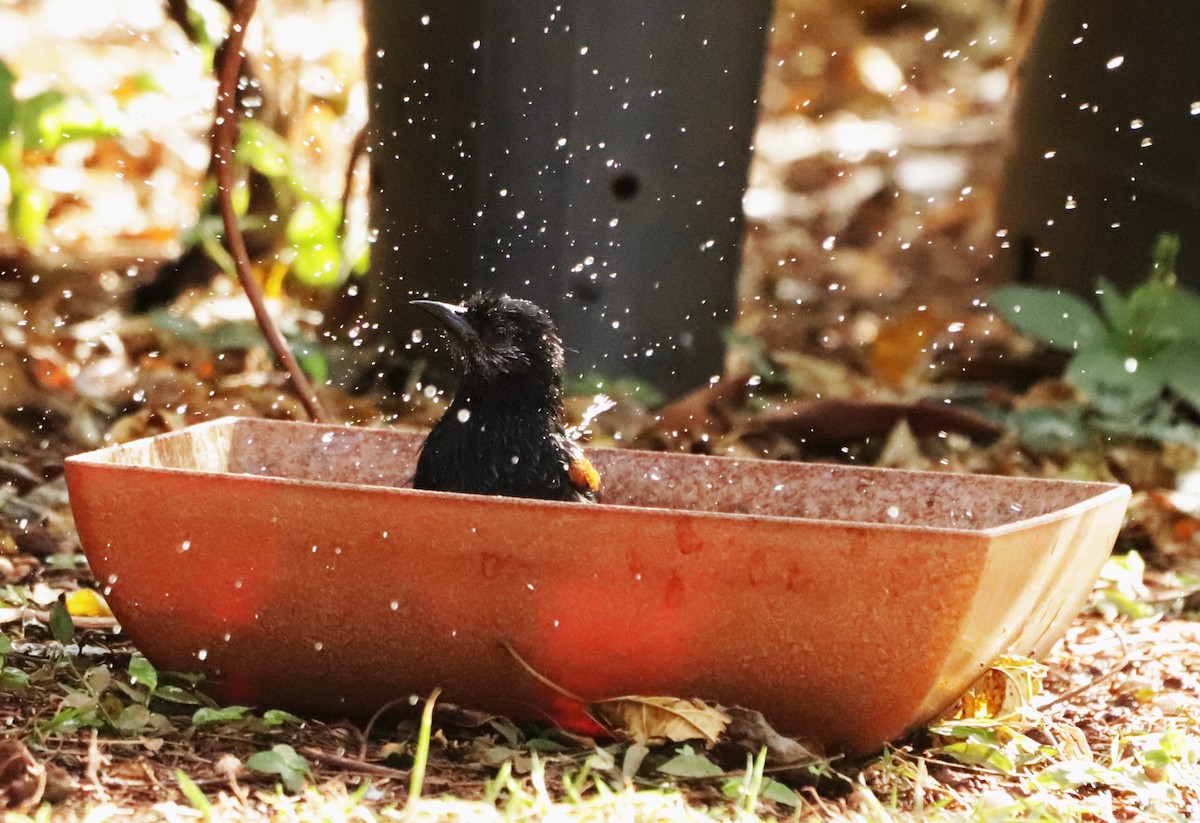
[411,300,478,345]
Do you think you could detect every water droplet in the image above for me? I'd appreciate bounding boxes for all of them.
[197,649,208,661]
[320,432,335,444]
[456,408,471,423]
[1105,55,1125,70]
[178,540,191,553]
[390,600,399,611]
[886,505,901,519]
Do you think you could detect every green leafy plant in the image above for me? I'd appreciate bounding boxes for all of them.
[719,747,801,811]
[236,119,368,289]
[0,59,123,248]
[246,743,312,793]
[175,770,217,821]
[992,235,1200,418]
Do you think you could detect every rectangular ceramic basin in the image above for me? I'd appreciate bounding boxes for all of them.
[64,417,1129,753]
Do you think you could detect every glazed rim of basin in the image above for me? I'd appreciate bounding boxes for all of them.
[66,416,1130,536]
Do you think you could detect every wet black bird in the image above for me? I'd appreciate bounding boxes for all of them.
[410,293,600,502]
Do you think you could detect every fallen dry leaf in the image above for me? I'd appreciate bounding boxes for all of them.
[719,706,823,766]
[869,306,947,387]
[65,588,113,618]
[502,640,730,745]
[589,696,731,746]
[746,398,1005,455]
[644,377,749,450]
[953,655,1046,720]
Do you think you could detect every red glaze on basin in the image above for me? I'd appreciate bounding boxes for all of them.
[64,417,1129,752]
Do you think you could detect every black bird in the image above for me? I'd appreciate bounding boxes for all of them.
[410,293,600,502]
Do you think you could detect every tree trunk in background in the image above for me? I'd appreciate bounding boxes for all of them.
[362,1,773,397]
[994,2,1200,290]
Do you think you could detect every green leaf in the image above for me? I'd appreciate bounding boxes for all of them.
[175,770,215,820]
[760,778,801,808]
[153,685,205,706]
[9,186,51,249]
[192,705,250,726]
[1122,281,1180,356]
[291,339,329,385]
[0,634,11,655]
[84,665,113,696]
[237,120,292,179]
[990,286,1106,351]
[1094,278,1128,332]
[0,668,30,690]
[18,94,123,152]
[129,653,158,692]
[1158,343,1200,413]
[246,744,310,793]
[0,59,16,136]
[48,597,75,644]
[1028,760,1114,790]
[1152,291,1200,350]
[657,747,726,778]
[114,703,152,732]
[263,709,303,726]
[1008,405,1089,454]
[286,200,342,287]
[15,90,67,147]
[939,740,1016,774]
[203,320,266,352]
[1066,348,1165,416]
[1150,232,1181,282]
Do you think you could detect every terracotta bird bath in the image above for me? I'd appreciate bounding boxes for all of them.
[64,416,1129,753]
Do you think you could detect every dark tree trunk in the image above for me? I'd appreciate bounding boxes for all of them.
[362,1,773,396]
[995,2,1200,291]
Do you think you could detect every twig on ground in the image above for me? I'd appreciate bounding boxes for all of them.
[1037,620,1133,711]
[360,696,414,759]
[301,748,409,780]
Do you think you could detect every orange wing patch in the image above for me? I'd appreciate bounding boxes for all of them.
[568,454,601,494]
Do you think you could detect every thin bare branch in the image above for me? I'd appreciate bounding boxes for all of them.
[212,0,328,423]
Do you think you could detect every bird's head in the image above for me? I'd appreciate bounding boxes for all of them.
[412,293,565,386]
